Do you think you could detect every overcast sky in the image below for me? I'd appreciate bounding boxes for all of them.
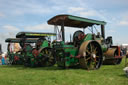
[0,0,128,52]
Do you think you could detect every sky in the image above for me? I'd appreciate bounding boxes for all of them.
[0,0,128,52]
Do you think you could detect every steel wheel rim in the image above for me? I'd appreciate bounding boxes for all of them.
[79,41,103,70]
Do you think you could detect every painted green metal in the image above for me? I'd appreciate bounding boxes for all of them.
[83,34,92,41]
[53,41,78,67]
[68,15,106,25]
[101,45,108,52]
[64,47,78,67]
[23,44,36,67]
[41,40,49,48]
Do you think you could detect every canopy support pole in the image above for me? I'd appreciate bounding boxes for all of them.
[61,21,65,42]
[101,25,105,39]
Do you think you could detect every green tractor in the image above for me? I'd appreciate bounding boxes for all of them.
[47,14,123,69]
[5,38,38,65]
[16,32,56,67]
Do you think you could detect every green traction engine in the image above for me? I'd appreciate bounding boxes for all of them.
[47,14,123,69]
[5,38,38,65]
[16,32,56,67]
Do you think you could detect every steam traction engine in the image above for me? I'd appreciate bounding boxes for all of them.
[5,38,38,65]
[16,32,56,67]
[47,14,123,69]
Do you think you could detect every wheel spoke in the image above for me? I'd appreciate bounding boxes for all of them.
[86,49,91,55]
[89,43,93,53]
[96,56,99,58]
[45,49,48,54]
[49,51,52,56]
[93,47,98,54]
[86,57,91,61]
[89,47,98,69]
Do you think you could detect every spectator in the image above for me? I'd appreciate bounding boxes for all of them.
[1,53,5,65]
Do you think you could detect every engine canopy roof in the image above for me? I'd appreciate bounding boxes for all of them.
[5,38,38,43]
[48,14,106,28]
[16,32,56,38]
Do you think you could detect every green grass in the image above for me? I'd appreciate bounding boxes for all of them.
[0,59,128,85]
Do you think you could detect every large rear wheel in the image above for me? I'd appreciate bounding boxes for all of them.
[79,41,103,70]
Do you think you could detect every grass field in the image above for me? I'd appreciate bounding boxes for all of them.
[0,59,128,85]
